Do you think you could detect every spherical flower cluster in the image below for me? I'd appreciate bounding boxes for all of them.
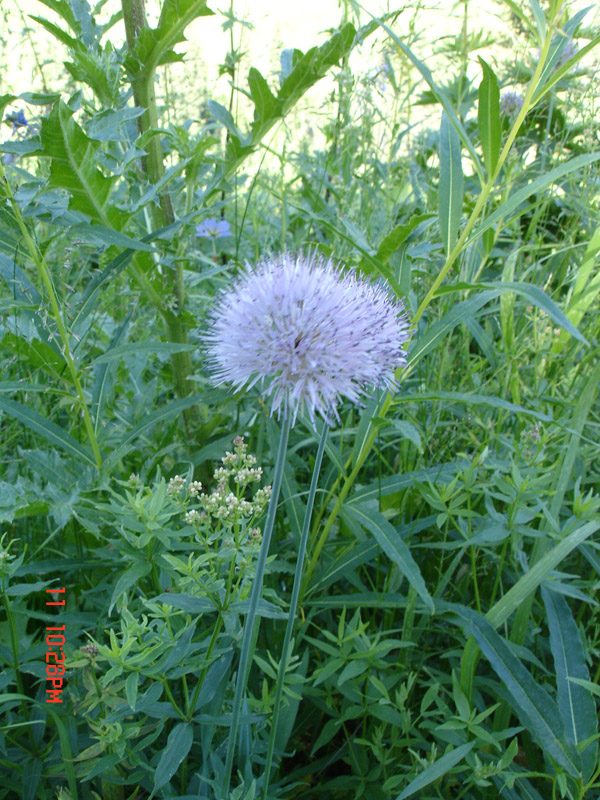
[500,90,524,118]
[202,252,412,425]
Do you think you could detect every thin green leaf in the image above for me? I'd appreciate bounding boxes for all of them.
[102,395,201,469]
[394,742,475,799]
[470,614,580,777]
[478,58,500,177]
[486,521,600,630]
[542,586,598,780]
[0,397,97,466]
[468,152,600,246]
[347,504,434,613]
[438,112,464,255]
[92,341,195,365]
[394,390,551,421]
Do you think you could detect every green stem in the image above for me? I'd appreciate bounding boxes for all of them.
[413,24,557,326]
[262,423,328,799]
[3,594,35,749]
[0,164,103,468]
[302,15,559,600]
[220,413,292,799]
[121,0,192,401]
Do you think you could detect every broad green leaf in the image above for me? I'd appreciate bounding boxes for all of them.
[470,614,580,777]
[151,592,216,614]
[248,67,279,127]
[409,289,502,367]
[0,335,70,383]
[394,742,475,799]
[469,152,600,246]
[84,107,145,142]
[152,722,193,795]
[0,397,97,467]
[438,112,464,255]
[477,58,500,177]
[92,341,195,365]
[28,15,80,50]
[132,0,214,73]
[39,100,122,227]
[108,561,152,615]
[347,503,434,612]
[542,586,598,780]
[204,23,357,199]
[125,672,138,711]
[376,214,433,262]
[349,463,466,506]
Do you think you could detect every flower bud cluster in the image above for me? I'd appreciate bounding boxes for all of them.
[183,437,271,529]
[167,475,186,496]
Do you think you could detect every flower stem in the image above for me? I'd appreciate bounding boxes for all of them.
[262,422,328,800]
[220,413,291,799]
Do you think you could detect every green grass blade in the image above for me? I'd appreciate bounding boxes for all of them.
[486,521,600,630]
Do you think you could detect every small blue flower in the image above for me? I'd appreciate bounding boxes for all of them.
[5,110,28,131]
[196,218,231,239]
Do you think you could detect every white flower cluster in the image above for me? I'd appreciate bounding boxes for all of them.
[183,437,271,528]
[167,475,186,496]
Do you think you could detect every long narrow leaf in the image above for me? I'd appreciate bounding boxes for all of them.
[0,397,96,466]
[470,615,580,776]
[542,586,598,780]
[347,503,434,612]
[395,742,475,799]
[438,112,464,255]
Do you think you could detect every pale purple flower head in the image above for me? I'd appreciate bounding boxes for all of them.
[202,252,412,425]
[196,218,231,239]
[500,90,524,118]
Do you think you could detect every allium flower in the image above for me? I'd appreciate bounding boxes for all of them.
[500,90,524,118]
[202,252,411,425]
[196,218,231,239]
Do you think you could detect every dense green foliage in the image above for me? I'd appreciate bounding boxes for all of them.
[1,1,599,798]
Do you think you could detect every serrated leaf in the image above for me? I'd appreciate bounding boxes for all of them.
[478,58,500,177]
[438,112,464,255]
[39,100,122,227]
